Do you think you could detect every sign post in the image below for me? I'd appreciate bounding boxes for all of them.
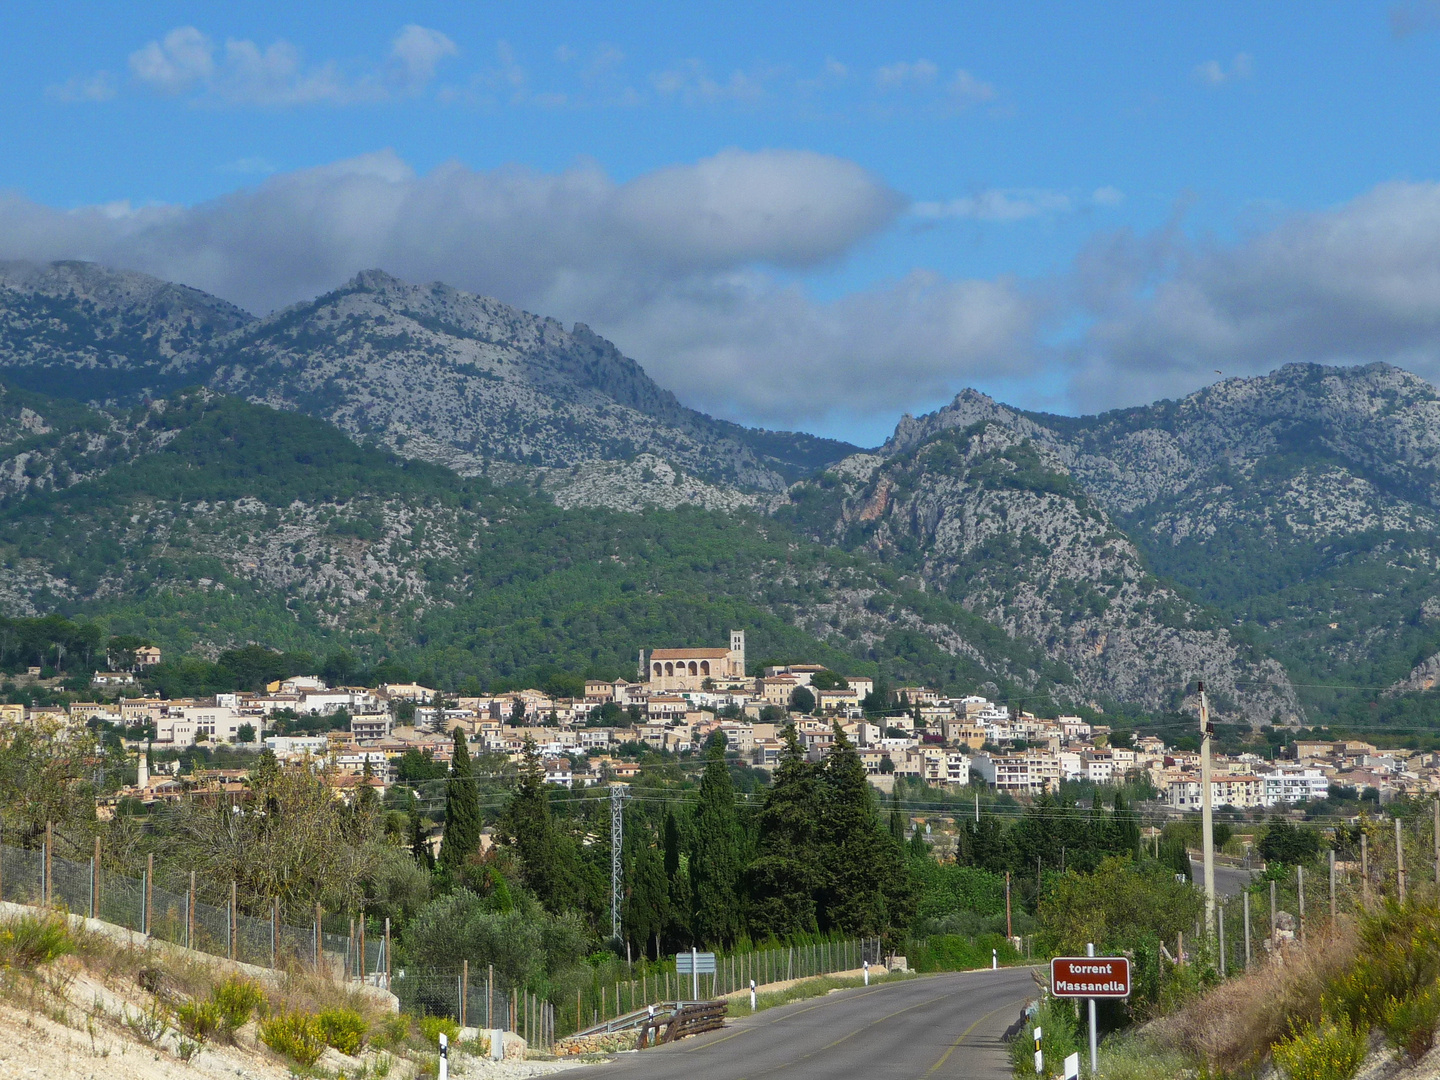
[1050,949,1132,1076]
[676,949,717,1001]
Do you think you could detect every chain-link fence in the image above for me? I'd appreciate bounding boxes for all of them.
[0,837,388,984]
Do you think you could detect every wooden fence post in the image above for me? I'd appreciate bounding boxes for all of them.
[188,871,196,949]
[229,881,237,961]
[145,853,154,936]
[314,903,322,973]
[92,836,101,919]
[44,821,52,907]
[461,959,468,1028]
[385,917,392,988]
[271,898,279,968]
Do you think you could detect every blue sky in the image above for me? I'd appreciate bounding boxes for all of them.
[4,2,1440,444]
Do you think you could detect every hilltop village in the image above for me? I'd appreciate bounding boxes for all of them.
[13,630,1432,819]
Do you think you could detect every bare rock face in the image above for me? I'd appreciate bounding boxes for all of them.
[0,263,855,508]
[784,422,1298,724]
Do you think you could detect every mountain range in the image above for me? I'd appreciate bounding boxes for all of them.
[4,259,1440,735]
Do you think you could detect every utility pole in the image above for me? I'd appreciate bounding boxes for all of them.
[1199,681,1216,939]
[610,784,627,943]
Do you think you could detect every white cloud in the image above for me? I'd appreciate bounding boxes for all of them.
[1068,180,1440,409]
[0,149,1029,425]
[129,26,215,94]
[389,25,459,91]
[1194,52,1253,86]
[124,24,455,106]
[947,69,996,106]
[651,60,772,105]
[914,186,1123,222]
[46,72,117,103]
[915,189,1074,222]
[876,59,938,88]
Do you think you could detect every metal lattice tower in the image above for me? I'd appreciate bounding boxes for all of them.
[610,784,627,942]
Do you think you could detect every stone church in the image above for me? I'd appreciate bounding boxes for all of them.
[641,631,747,692]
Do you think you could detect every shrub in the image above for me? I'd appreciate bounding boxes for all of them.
[212,974,265,1032]
[1382,983,1440,1062]
[372,1013,412,1049]
[1271,1018,1367,1080]
[176,999,222,1042]
[260,1010,326,1067]
[0,914,75,969]
[1009,998,1082,1079]
[419,1014,460,1047]
[316,1008,368,1056]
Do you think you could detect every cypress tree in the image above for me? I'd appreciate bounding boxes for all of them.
[504,738,575,913]
[662,809,688,946]
[889,789,905,844]
[745,725,820,938]
[438,727,480,875]
[818,724,914,936]
[690,734,742,945]
[625,830,670,958]
[410,807,434,870]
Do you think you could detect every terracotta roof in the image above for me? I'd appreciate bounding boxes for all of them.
[650,648,730,660]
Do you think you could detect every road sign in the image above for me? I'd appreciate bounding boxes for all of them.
[1049,956,1131,998]
[676,951,717,974]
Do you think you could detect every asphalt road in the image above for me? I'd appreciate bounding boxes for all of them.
[567,967,1038,1080]
[1191,858,1256,897]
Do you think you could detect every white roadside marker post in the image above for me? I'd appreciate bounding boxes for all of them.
[438,1032,449,1080]
[1033,1025,1043,1074]
[750,979,756,1011]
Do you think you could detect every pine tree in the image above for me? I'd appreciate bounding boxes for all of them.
[745,725,820,938]
[503,738,575,913]
[438,727,480,875]
[690,734,742,946]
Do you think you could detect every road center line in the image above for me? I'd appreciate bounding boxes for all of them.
[921,1001,1012,1078]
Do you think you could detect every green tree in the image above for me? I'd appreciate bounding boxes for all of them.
[624,829,670,958]
[745,725,821,938]
[503,739,576,915]
[438,728,480,875]
[410,804,434,871]
[789,686,816,713]
[690,735,742,945]
[1259,816,1321,865]
[817,724,913,936]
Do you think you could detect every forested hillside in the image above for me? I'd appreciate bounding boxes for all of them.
[0,382,1069,703]
[865,363,1440,730]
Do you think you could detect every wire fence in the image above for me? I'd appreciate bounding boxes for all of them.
[0,836,388,981]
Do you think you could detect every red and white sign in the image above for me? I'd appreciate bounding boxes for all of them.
[1049,956,1131,998]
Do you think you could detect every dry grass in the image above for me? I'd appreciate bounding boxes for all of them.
[1152,920,1359,1074]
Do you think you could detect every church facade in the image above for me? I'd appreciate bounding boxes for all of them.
[641,631,747,692]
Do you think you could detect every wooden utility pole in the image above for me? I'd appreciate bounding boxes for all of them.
[1005,871,1012,938]
[1198,682,1216,939]
[1329,849,1336,922]
[1397,817,1406,903]
[1362,832,1370,907]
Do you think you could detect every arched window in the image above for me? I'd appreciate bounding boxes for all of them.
[653,663,663,677]
[689,661,698,675]
[700,661,710,676]
[665,662,674,677]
